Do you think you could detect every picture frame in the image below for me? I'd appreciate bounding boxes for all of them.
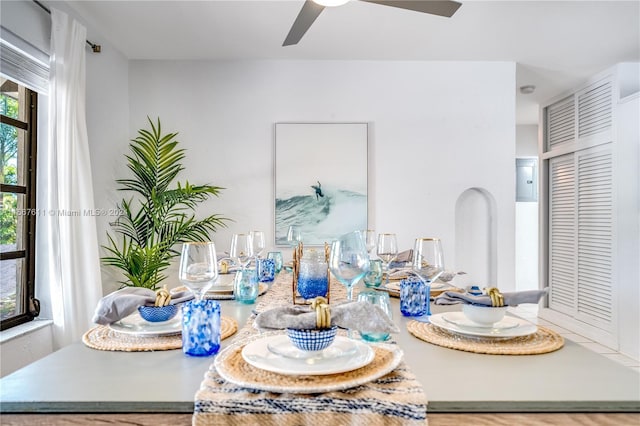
[274,123,368,246]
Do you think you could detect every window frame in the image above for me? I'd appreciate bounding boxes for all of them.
[0,84,39,330]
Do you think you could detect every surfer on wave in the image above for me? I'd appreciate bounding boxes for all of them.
[311,181,324,201]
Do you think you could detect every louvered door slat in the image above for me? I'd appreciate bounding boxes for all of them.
[549,154,576,313]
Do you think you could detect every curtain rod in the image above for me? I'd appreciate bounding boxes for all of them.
[33,0,101,53]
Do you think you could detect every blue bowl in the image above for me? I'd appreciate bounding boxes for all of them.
[138,304,179,322]
[286,326,337,351]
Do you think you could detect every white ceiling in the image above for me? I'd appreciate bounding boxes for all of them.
[63,0,640,124]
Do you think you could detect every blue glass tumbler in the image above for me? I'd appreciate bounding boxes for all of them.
[181,300,221,357]
[234,268,259,304]
[257,258,275,282]
[400,276,431,317]
[267,251,284,274]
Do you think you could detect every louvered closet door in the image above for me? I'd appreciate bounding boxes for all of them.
[575,144,614,330]
[548,145,614,330]
[549,154,577,315]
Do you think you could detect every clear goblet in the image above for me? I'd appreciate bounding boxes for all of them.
[362,229,377,257]
[230,233,254,271]
[178,241,218,300]
[376,233,398,284]
[410,237,445,318]
[286,225,302,248]
[329,231,370,302]
[412,237,445,284]
[249,230,266,259]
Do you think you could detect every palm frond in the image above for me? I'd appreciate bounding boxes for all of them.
[101,117,231,290]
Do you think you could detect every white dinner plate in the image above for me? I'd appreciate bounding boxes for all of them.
[108,311,182,337]
[266,334,358,361]
[206,274,235,293]
[442,312,520,331]
[384,280,448,293]
[429,312,537,338]
[241,335,374,376]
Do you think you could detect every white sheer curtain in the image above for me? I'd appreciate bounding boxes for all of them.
[39,9,102,348]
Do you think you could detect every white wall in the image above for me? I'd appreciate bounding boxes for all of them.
[126,60,516,290]
[515,124,539,292]
[516,124,538,157]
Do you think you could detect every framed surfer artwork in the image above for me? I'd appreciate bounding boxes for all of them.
[274,123,368,246]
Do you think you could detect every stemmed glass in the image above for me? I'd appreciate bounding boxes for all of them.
[376,233,398,284]
[178,242,219,300]
[329,231,370,302]
[230,233,254,271]
[412,237,445,285]
[286,225,302,248]
[249,230,266,259]
[363,230,377,257]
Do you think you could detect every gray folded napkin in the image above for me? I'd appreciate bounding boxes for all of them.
[254,301,400,334]
[388,249,413,268]
[92,287,194,325]
[434,288,548,307]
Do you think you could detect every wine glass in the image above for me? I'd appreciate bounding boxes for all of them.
[178,242,218,301]
[362,229,377,257]
[249,230,266,259]
[412,237,445,286]
[230,233,254,271]
[329,231,370,301]
[376,233,398,284]
[286,225,302,248]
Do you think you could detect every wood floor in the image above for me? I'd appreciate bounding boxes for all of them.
[1,413,639,425]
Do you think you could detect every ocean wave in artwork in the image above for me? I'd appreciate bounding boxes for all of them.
[275,189,366,245]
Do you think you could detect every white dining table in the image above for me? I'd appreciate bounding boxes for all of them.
[1,275,638,420]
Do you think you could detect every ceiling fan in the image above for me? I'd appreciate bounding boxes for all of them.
[283,0,462,46]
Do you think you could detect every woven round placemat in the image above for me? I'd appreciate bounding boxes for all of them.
[406,321,564,355]
[82,316,238,352]
[214,339,404,394]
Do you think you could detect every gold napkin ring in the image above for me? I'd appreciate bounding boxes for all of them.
[486,287,504,307]
[311,297,331,329]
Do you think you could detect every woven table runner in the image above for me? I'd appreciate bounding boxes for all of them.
[193,273,428,426]
[407,320,564,355]
[82,316,237,352]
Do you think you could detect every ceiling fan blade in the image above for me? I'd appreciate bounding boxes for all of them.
[359,0,462,18]
[283,1,326,46]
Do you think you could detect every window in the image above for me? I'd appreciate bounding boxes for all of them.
[0,77,39,330]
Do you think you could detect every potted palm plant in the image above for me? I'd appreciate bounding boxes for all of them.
[102,117,229,290]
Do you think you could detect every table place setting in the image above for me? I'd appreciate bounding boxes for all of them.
[406,287,565,355]
[83,241,249,353]
[193,240,429,426]
[83,284,239,352]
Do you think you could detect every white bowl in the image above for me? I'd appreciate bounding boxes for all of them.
[462,304,507,326]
